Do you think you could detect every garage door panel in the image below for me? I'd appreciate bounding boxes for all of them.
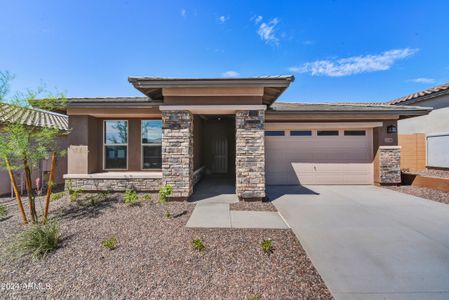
[265,128,373,185]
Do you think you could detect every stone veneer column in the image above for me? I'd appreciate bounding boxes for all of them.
[235,110,265,200]
[162,111,193,199]
[378,146,401,184]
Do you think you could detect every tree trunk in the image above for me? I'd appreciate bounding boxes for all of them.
[43,152,56,224]
[5,158,28,224]
[23,158,37,223]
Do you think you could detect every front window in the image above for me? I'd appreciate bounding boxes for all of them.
[141,120,162,169]
[104,120,128,169]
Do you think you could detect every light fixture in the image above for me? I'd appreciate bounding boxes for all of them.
[387,125,397,134]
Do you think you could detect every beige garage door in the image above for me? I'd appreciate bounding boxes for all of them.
[265,127,374,185]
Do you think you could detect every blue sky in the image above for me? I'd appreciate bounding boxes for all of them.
[1,0,449,103]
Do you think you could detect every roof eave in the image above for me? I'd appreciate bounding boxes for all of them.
[267,108,432,119]
[128,76,295,105]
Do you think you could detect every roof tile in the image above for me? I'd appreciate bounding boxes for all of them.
[0,102,68,131]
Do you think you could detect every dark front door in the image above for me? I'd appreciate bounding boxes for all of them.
[211,135,228,174]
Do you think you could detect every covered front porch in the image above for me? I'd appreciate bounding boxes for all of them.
[64,76,294,199]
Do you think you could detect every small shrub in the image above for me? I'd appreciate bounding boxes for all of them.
[248,294,261,300]
[159,184,173,204]
[51,192,64,202]
[0,204,7,218]
[101,237,118,250]
[69,188,83,202]
[165,210,172,219]
[124,190,139,205]
[261,239,273,254]
[142,194,152,202]
[16,221,60,259]
[191,239,205,251]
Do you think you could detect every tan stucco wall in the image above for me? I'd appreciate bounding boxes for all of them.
[67,115,163,174]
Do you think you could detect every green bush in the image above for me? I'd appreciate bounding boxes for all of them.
[124,190,139,205]
[16,221,60,259]
[101,237,118,250]
[69,188,83,202]
[248,294,261,300]
[159,184,173,204]
[142,194,152,202]
[191,239,205,252]
[0,204,7,218]
[66,179,83,202]
[261,239,273,254]
[51,192,65,202]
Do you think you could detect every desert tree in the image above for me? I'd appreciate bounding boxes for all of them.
[0,70,66,224]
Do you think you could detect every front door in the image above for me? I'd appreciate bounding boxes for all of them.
[211,135,228,174]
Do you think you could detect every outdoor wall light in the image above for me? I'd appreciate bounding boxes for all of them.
[387,125,397,134]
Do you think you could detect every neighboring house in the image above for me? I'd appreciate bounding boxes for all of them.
[389,83,449,171]
[64,76,430,200]
[0,102,68,196]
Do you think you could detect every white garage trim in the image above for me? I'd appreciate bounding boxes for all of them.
[265,122,382,130]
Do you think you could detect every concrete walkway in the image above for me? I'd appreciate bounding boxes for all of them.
[186,178,288,229]
[269,185,449,300]
[186,202,289,229]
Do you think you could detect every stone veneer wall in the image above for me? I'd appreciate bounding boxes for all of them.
[161,111,194,199]
[235,110,265,199]
[66,178,162,192]
[378,146,401,184]
[193,166,205,187]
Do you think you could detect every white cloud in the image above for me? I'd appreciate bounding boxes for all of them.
[217,15,228,24]
[256,17,280,45]
[293,48,419,77]
[288,66,301,73]
[222,70,240,78]
[253,15,263,24]
[408,77,436,84]
[302,40,314,45]
[181,9,187,17]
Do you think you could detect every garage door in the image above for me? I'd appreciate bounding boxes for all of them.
[265,127,373,185]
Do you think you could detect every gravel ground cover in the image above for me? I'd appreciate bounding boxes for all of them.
[0,192,332,299]
[230,201,277,212]
[385,186,449,205]
[408,169,449,179]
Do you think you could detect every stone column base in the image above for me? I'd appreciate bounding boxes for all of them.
[378,146,401,184]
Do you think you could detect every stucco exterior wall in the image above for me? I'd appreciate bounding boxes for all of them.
[398,94,449,135]
[67,116,164,174]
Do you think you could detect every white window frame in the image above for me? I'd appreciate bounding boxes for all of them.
[141,120,162,170]
[103,120,128,171]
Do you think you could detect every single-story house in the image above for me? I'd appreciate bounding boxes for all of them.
[389,82,449,171]
[64,75,431,201]
[0,102,68,196]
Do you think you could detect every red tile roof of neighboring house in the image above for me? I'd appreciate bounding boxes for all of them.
[0,102,68,131]
[388,82,449,105]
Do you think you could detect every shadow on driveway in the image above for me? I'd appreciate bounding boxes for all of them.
[266,185,320,202]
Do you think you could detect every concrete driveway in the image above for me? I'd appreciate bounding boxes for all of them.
[268,185,449,300]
